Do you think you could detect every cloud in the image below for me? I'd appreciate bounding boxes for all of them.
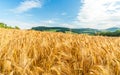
[40,20,55,24]
[78,0,120,29]
[13,0,42,13]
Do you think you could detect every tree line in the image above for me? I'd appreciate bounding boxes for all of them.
[0,23,20,29]
[95,30,120,36]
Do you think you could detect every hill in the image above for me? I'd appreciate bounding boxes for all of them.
[106,27,120,32]
[31,26,120,36]
[31,26,100,34]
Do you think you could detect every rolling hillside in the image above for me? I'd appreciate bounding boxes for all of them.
[106,27,120,32]
[31,26,100,34]
[31,26,120,36]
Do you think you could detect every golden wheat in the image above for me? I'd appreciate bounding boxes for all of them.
[0,28,120,75]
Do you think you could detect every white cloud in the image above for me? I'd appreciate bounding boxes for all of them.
[13,0,42,13]
[40,20,55,24]
[78,0,120,29]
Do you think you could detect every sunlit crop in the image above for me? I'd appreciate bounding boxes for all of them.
[0,28,120,75]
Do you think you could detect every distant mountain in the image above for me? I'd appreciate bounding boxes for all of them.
[31,26,100,34]
[71,28,100,34]
[106,27,120,32]
[31,26,120,35]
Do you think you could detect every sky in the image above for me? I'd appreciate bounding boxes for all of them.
[0,0,120,29]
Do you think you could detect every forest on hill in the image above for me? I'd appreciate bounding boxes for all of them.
[32,26,120,36]
[0,23,120,36]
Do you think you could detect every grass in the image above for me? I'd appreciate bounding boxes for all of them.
[0,28,120,75]
[45,29,57,32]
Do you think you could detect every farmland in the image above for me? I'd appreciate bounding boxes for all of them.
[0,28,120,75]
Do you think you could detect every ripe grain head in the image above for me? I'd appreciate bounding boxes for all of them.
[0,28,119,75]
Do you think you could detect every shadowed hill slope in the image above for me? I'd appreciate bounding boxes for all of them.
[0,28,120,75]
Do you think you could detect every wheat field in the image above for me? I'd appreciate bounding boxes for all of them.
[0,28,120,75]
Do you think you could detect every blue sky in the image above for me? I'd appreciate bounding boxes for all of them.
[0,0,120,29]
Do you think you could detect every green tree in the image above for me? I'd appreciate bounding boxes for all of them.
[0,22,20,29]
[15,26,20,29]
